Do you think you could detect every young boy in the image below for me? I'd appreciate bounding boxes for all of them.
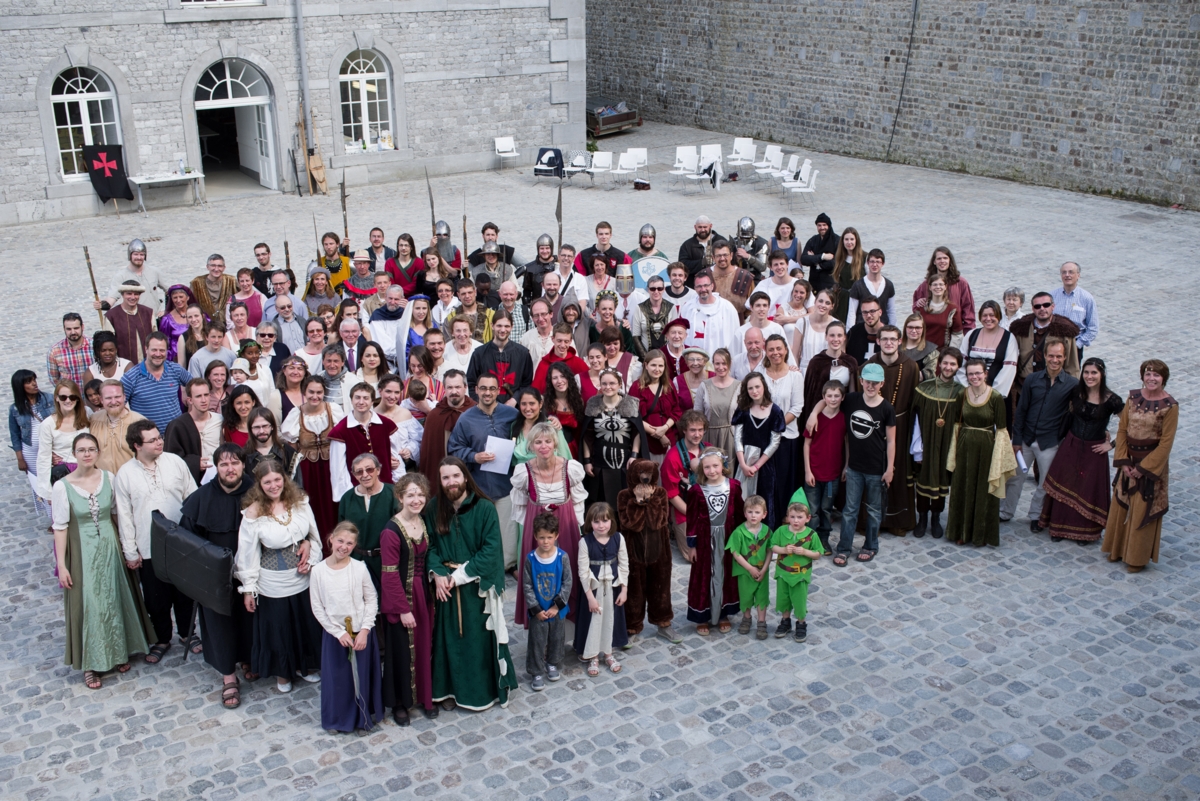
[835,362,895,565]
[799,380,849,550]
[770,502,825,642]
[726,495,773,640]
[522,511,574,692]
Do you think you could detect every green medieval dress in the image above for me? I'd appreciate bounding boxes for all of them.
[425,492,518,710]
[338,483,400,591]
[946,389,1016,547]
[57,472,152,671]
[911,377,964,500]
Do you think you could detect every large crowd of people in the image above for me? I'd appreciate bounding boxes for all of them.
[14,215,1176,729]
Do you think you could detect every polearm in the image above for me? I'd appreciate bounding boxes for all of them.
[312,212,321,259]
[340,180,350,246]
[82,246,105,328]
[555,183,563,253]
[424,167,436,237]
[462,191,468,258]
[283,229,291,279]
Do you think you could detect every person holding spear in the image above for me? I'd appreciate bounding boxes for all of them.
[94,239,170,318]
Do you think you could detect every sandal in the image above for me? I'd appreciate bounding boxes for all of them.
[717,619,732,634]
[832,554,849,567]
[243,668,260,682]
[586,658,600,677]
[184,634,203,655]
[605,655,621,674]
[115,662,132,673]
[83,670,102,690]
[221,679,240,709]
[145,642,171,664]
[696,624,711,636]
[856,550,877,563]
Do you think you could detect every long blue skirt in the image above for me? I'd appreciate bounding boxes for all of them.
[320,630,384,732]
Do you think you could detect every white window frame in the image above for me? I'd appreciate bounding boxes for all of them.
[177,0,265,6]
[50,67,122,182]
[194,58,271,109]
[338,50,395,152]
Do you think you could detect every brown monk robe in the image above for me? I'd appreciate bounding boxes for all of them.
[417,394,475,488]
[617,459,674,637]
[865,352,920,534]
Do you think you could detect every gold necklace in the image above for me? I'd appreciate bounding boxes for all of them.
[934,378,953,427]
[266,504,292,526]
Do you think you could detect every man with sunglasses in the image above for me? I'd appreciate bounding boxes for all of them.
[1009,292,1081,396]
[262,271,307,323]
[630,276,676,357]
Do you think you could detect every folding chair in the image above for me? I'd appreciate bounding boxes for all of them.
[609,151,639,185]
[494,136,520,171]
[787,170,819,209]
[586,151,612,185]
[727,138,756,167]
[563,150,591,183]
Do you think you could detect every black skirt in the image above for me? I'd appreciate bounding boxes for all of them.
[251,591,322,679]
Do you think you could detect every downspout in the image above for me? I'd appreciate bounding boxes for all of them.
[884,0,920,163]
[293,0,314,161]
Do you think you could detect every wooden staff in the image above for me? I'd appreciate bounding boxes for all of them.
[82,246,105,328]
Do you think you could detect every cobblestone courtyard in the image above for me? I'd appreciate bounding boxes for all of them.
[1,122,1198,801]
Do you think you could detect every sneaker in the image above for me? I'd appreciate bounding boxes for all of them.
[547,665,561,682]
[756,621,769,640]
[794,622,808,643]
[531,675,545,692]
[622,634,639,650]
[657,625,683,644]
[774,619,792,639]
[737,616,752,635]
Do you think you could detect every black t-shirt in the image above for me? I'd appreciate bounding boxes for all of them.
[842,392,896,475]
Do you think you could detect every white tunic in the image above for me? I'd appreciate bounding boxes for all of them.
[309,558,378,636]
[509,459,588,525]
[235,501,323,598]
[682,296,741,354]
[113,453,197,561]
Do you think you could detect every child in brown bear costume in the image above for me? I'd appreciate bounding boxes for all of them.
[617,459,683,644]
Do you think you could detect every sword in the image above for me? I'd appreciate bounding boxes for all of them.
[425,167,436,238]
[343,616,366,719]
[82,246,105,328]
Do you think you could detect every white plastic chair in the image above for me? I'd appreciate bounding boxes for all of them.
[609,151,639,185]
[787,169,819,209]
[698,144,723,169]
[780,160,813,197]
[772,154,800,181]
[670,149,700,189]
[751,144,782,182]
[586,151,612,185]
[494,136,520,171]
[627,147,649,179]
[754,149,783,181]
[727,138,755,167]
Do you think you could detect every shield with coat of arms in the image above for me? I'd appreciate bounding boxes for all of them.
[632,256,669,292]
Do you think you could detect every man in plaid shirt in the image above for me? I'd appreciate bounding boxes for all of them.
[46,313,92,387]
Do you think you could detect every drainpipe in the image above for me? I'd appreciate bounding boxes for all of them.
[293,0,314,156]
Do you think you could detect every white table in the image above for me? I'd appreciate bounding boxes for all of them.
[127,172,206,216]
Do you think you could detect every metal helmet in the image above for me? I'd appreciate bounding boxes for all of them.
[639,223,656,241]
[128,238,147,259]
[737,217,756,241]
[615,261,635,296]
[481,241,501,256]
[536,233,554,250]
[434,220,451,238]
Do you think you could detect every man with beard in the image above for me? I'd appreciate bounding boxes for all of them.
[98,239,170,316]
[368,285,408,372]
[677,215,723,283]
[106,281,155,364]
[341,250,379,302]
[123,332,192,434]
[418,370,474,485]
[242,407,299,476]
[444,280,494,344]
[1009,292,1082,395]
[178,443,255,707]
[470,242,517,290]
[911,348,964,539]
[863,326,920,535]
[800,213,838,293]
[366,227,397,274]
[89,379,146,474]
[47,313,92,387]
[467,221,521,268]
[711,240,755,324]
[574,221,630,276]
[165,378,223,484]
[682,270,740,353]
[429,220,463,273]
[632,223,668,260]
[318,231,351,290]
[518,235,557,307]
[467,311,532,404]
[732,217,770,278]
[190,254,238,329]
[426,456,517,711]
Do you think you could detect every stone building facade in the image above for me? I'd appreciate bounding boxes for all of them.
[587,1,1199,209]
[0,0,587,224]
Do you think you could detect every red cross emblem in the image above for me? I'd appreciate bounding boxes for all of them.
[92,152,118,177]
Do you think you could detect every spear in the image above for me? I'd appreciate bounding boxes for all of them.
[462,191,468,258]
[339,179,349,245]
[312,212,320,259]
[424,167,436,238]
[283,229,291,278]
[555,182,563,254]
[82,246,105,328]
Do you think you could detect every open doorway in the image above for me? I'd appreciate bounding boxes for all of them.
[193,58,279,197]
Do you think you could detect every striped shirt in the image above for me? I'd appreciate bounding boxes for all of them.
[121,361,189,433]
[46,337,92,387]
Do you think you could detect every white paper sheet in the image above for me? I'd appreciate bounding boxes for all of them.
[480,435,516,474]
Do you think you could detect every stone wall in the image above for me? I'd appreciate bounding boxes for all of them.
[587,0,1199,208]
[0,0,587,224]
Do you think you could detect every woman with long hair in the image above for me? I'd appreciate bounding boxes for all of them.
[401,346,443,420]
[204,360,230,411]
[770,217,798,263]
[546,361,586,458]
[159,285,199,363]
[9,370,54,512]
[686,447,744,636]
[629,349,681,465]
[176,303,209,369]
[762,334,804,524]
[375,375,422,466]
[511,387,571,466]
[275,355,309,421]
[791,287,836,376]
[330,298,371,344]
[1103,360,1177,573]
[384,233,423,296]
[402,295,433,367]
[913,246,977,331]
[342,341,388,409]
[732,373,785,526]
[582,369,648,522]
[955,301,1017,419]
[695,348,738,465]
[303,268,339,317]
[775,278,813,343]
[510,422,586,628]
[902,314,940,382]
[236,460,324,693]
[53,432,152,690]
[831,227,865,322]
[36,379,88,502]
[280,375,345,542]
[580,342,606,405]
[595,292,637,356]
[222,385,261,448]
[1038,357,1124,544]
[917,274,963,350]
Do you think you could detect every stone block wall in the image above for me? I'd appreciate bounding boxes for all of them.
[0,0,586,224]
[587,0,1199,208]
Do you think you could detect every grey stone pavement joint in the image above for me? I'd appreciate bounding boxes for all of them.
[0,122,1197,801]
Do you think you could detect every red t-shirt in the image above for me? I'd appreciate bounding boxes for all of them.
[803,409,846,482]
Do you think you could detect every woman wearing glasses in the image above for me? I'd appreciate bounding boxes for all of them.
[37,380,88,506]
[336,453,400,592]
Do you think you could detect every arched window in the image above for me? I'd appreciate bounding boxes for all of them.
[339,50,394,150]
[194,59,270,108]
[51,67,121,179]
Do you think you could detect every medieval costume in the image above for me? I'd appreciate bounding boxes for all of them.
[695,379,738,467]
[712,267,756,325]
[911,375,964,538]
[630,297,675,357]
[281,402,345,544]
[865,354,920,533]
[468,339,534,404]
[628,379,682,462]
[573,530,629,658]
[417,396,475,487]
[107,304,154,364]
[328,413,400,501]
[338,482,400,591]
[799,213,838,294]
[380,513,435,717]
[310,558,383,732]
[617,460,674,637]
[582,394,648,525]
[945,390,1017,547]
[509,459,586,627]
[682,297,741,354]
[1009,313,1082,394]
[1103,391,1177,568]
[425,492,518,711]
[732,404,785,526]
[190,274,237,329]
[685,477,743,625]
[164,412,222,485]
[1040,392,1125,543]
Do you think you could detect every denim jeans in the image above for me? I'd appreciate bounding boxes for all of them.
[804,479,840,542]
[838,468,883,555]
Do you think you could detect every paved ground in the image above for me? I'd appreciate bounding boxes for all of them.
[2,121,1199,801]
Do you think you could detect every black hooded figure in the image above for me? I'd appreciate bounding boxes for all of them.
[800,213,839,294]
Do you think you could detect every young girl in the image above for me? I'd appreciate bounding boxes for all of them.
[732,373,785,525]
[309,521,383,732]
[686,447,744,635]
[727,495,772,640]
[573,502,629,676]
